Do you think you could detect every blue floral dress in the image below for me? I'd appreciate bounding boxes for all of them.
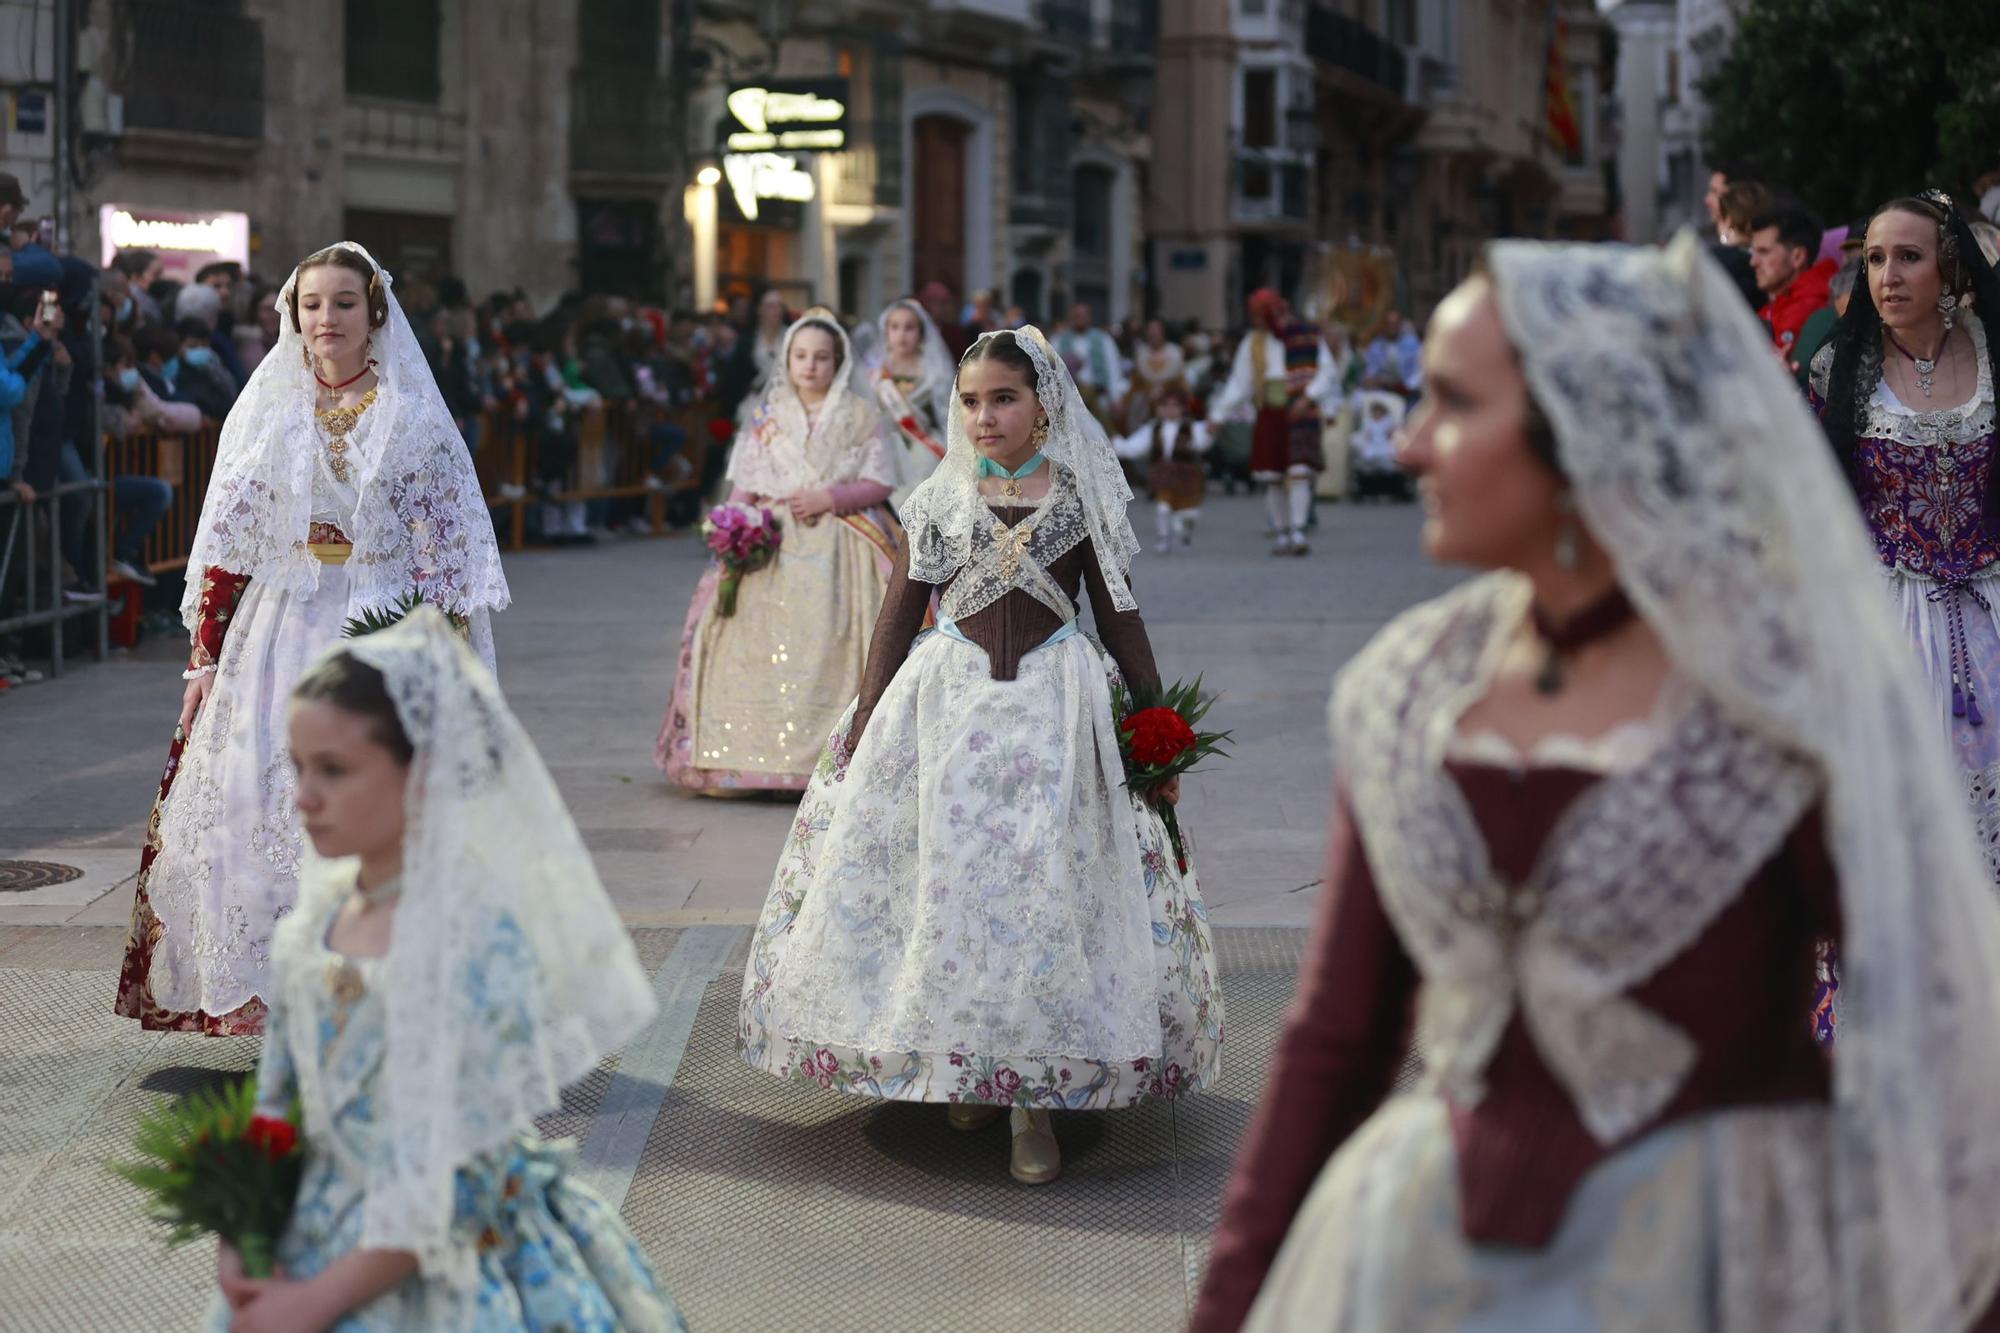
[208,902,686,1331]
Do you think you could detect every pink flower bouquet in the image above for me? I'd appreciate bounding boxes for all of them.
[703,501,783,617]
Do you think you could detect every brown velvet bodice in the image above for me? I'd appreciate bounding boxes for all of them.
[851,504,1159,743]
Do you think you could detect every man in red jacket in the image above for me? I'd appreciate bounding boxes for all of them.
[1750,207,1837,363]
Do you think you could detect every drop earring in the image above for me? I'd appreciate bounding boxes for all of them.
[1940,291,1959,332]
[1030,419,1049,450]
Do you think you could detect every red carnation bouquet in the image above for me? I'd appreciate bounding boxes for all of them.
[111,1074,305,1278]
[1111,676,1231,873]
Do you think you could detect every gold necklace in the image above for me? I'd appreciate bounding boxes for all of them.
[316,387,378,482]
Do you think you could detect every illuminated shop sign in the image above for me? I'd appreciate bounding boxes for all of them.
[721,152,815,222]
[98,206,251,275]
[720,78,849,154]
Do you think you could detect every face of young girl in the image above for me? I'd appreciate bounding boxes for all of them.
[885,305,923,357]
[957,357,1044,463]
[289,699,410,861]
[296,265,372,361]
[787,326,840,398]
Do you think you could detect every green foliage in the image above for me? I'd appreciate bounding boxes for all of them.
[1701,0,2000,226]
[109,1074,303,1277]
[342,588,469,640]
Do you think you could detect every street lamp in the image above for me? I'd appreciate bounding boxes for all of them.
[697,165,722,187]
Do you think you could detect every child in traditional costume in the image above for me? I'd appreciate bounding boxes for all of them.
[1115,382,1212,552]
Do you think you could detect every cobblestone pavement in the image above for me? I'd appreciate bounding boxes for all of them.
[0,493,1451,1331]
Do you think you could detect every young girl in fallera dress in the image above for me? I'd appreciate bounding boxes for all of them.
[213,611,682,1332]
[737,328,1223,1185]
[859,297,956,497]
[655,312,904,793]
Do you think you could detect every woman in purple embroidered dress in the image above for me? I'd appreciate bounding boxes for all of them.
[1810,191,2000,1038]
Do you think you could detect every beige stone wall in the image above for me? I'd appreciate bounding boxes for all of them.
[1150,0,1247,329]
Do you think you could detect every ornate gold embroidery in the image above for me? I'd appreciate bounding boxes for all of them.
[992,518,1033,580]
[316,387,378,483]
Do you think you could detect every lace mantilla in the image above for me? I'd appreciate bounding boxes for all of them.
[1332,574,1819,1144]
[1485,235,2000,1332]
[280,610,655,1293]
[938,468,1092,624]
[901,326,1140,612]
[726,315,892,498]
[180,243,508,631]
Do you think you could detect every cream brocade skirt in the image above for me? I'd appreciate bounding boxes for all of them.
[1243,1097,1837,1333]
[660,511,891,790]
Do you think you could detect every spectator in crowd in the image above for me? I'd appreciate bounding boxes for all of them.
[919,280,970,359]
[111,248,164,325]
[1361,310,1423,397]
[1749,206,1838,364]
[132,324,220,425]
[1717,179,1776,247]
[233,279,278,372]
[102,334,200,437]
[0,176,60,293]
[1052,301,1128,427]
[174,279,247,387]
[424,305,481,443]
[1703,160,1754,242]
[0,248,59,509]
[964,288,1000,337]
[1790,256,1859,390]
[1002,303,1028,329]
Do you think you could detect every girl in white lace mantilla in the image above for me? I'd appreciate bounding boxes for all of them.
[855,297,956,499]
[736,328,1223,1187]
[117,242,508,1035]
[1193,237,2000,1333]
[209,610,681,1332]
[656,311,905,792]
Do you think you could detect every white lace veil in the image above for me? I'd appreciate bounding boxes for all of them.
[280,609,655,1295]
[725,311,891,497]
[855,297,956,416]
[899,326,1140,612]
[1490,233,2000,1330]
[180,242,509,633]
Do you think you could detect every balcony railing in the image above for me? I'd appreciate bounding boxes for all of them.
[346,98,465,160]
[1305,4,1409,100]
[829,142,878,208]
[570,67,676,178]
[116,0,265,140]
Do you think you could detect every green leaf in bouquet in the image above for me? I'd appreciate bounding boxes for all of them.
[342,589,471,640]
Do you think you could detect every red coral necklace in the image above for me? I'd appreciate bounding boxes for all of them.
[314,359,376,393]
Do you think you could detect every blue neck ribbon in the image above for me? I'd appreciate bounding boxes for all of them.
[977,451,1046,481]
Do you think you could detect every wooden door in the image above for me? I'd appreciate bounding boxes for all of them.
[911,114,968,300]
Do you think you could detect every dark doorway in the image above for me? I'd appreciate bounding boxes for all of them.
[342,209,453,286]
[577,198,661,299]
[911,114,969,298]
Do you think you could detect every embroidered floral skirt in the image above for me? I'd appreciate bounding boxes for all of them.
[1244,1097,1835,1333]
[116,569,356,1032]
[737,630,1223,1108]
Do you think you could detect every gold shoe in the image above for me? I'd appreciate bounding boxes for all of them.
[1009,1108,1062,1185]
[947,1103,1004,1132]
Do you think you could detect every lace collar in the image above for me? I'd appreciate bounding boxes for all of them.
[1861,314,1996,447]
[1332,575,1821,1144]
